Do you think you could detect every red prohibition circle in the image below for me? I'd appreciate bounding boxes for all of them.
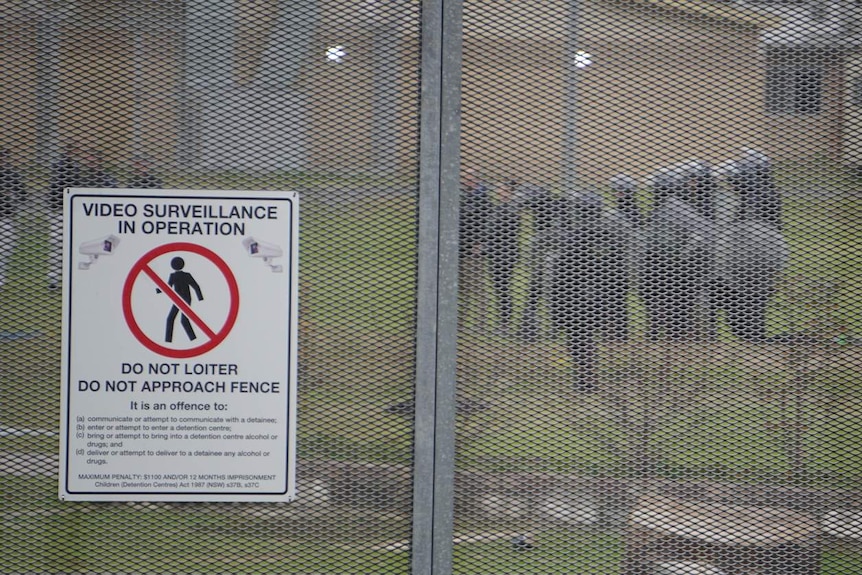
[122,242,240,358]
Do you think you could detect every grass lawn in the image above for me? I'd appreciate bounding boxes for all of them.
[2,170,862,572]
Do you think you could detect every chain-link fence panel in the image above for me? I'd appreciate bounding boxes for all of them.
[1,0,421,572]
[455,1,862,574]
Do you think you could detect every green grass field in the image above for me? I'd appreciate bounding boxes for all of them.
[2,174,862,572]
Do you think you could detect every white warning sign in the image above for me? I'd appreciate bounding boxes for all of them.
[59,188,298,502]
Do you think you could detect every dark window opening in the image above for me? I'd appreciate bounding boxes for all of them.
[766,64,823,115]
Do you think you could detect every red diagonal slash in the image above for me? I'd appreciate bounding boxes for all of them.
[142,264,217,340]
[123,242,239,359]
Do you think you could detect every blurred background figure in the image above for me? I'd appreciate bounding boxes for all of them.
[606,174,644,340]
[678,159,718,222]
[547,191,627,391]
[49,143,83,211]
[485,180,521,337]
[648,167,682,213]
[459,167,492,330]
[0,148,25,288]
[712,158,742,225]
[517,183,565,340]
[711,183,789,342]
[729,148,783,230]
[46,146,118,288]
[640,168,715,341]
[683,159,719,338]
[609,173,643,227]
[80,150,119,189]
[128,154,163,189]
[47,143,84,288]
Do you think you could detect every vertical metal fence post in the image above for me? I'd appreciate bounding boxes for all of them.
[35,12,62,168]
[564,0,579,190]
[412,0,462,573]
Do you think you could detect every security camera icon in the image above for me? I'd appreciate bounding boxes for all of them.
[242,236,283,273]
[78,234,120,270]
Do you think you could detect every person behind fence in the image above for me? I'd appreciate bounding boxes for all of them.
[729,148,783,230]
[711,175,789,342]
[640,169,714,341]
[547,190,627,391]
[48,143,83,208]
[459,167,493,328]
[80,150,119,189]
[679,159,718,222]
[47,146,118,288]
[0,148,25,289]
[606,174,644,340]
[517,184,565,340]
[128,154,164,189]
[485,180,521,336]
[683,160,722,338]
[609,173,643,227]
[47,144,83,288]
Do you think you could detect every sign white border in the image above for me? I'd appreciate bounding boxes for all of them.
[59,188,298,502]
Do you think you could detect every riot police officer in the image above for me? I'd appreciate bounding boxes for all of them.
[682,160,718,222]
[730,148,783,230]
[459,168,493,329]
[518,184,566,340]
[607,174,644,340]
[609,173,643,227]
[711,156,788,341]
[547,191,627,391]
[485,180,521,336]
[640,169,714,341]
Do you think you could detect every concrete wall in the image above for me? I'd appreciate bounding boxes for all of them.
[0,23,38,159]
[0,0,847,178]
[575,19,768,180]
[763,50,845,166]
[460,0,772,184]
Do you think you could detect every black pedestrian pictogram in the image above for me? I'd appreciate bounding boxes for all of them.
[157,256,204,343]
[124,242,239,358]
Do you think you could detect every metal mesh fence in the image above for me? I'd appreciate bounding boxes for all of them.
[1,0,861,574]
[1,0,420,572]
[454,1,862,574]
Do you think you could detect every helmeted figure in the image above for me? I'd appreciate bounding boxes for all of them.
[711,201,789,343]
[609,173,643,228]
[605,174,644,340]
[458,168,493,328]
[728,148,783,230]
[640,169,715,341]
[484,180,521,335]
[682,159,718,222]
[459,168,492,257]
[546,191,628,390]
[518,184,567,340]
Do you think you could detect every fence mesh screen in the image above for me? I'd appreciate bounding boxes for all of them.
[1,0,420,572]
[455,1,862,574]
[2,0,862,574]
